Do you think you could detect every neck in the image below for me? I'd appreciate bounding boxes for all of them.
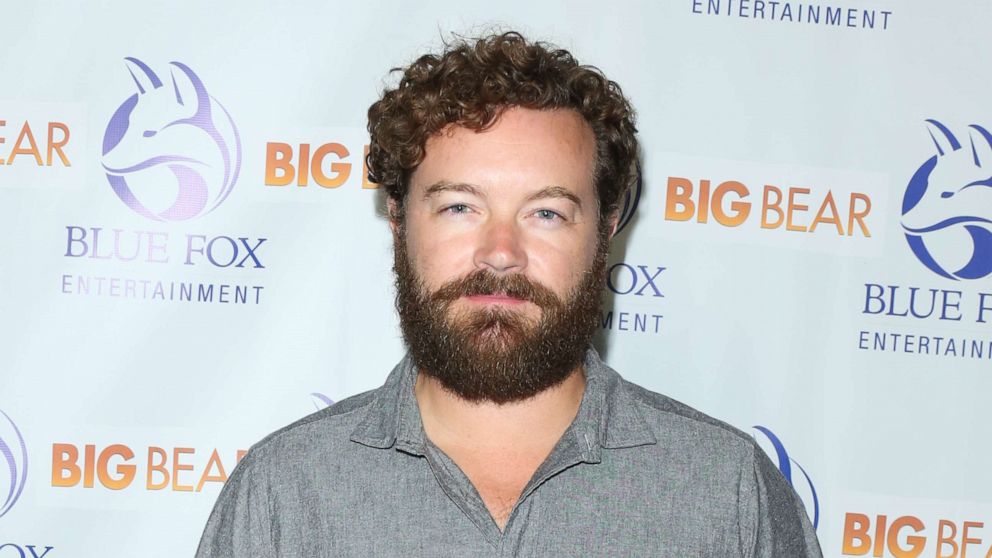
[414,367,587,453]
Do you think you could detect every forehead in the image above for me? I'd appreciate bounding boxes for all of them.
[410,107,597,199]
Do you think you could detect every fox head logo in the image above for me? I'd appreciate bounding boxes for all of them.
[615,162,642,236]
[101,58,241,221]
[310,393,335,411]
[752,426,819,530]
[901,119,992,280]
[0,409,27,519]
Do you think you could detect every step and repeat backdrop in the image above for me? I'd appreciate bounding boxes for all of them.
[2,1,989,556]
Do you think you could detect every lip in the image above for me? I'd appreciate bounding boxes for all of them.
[464,294,527,305]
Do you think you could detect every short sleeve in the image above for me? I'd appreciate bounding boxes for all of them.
[195,449,276,558]
[740,444,823,558]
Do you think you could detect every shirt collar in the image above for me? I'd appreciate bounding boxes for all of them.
[349,348,657,456]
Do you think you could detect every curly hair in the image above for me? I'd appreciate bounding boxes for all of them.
[366,31,638,222]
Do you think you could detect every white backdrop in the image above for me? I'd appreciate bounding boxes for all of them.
[2,1,990,556]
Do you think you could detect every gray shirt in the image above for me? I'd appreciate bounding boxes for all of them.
[196,350,822,557]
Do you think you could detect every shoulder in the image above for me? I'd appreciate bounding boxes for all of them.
[246,390,376,460]
[195,392,377,557]
[237,389,378,472]
[620,378,758,462]
[615,379,822,557]
[198,390,379,533]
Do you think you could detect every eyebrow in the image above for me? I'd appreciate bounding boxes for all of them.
[422,181,483,200]
[422,181,582,209]
[526,186,582,209]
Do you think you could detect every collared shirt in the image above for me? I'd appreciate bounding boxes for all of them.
[196,350,822,557]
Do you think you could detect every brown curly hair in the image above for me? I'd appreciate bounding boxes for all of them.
[366,31,638,222]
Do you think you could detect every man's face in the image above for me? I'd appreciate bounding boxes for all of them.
[393,107,610,403]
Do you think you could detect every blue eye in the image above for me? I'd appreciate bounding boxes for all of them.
[535,209,562,220]
[142,130,157,138]
[443,204,470,214]
[940,191,954,199]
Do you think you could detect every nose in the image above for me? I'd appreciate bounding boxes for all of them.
[474,218,528,274]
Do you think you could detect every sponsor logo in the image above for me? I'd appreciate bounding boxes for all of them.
[310,393,335,411]
[265,137,376,190]
[598,168,661,336]
[614,165,642,235]
[0,414,56,555]
[600,261,666,335]
[0,100,85,191]
[51,443,245,492]
[59,57,267,305]
[690,1,892,31]
[0,544,54,558]
[902,120,992,281]
[665,176,871,236]
[752,426,819,529]
[0,119,70,167]
[841,512,991,557]
[655,153,885,256]
[63,227,266,270]
[0,409,27,519]
[102,57,241,221]
[856,120,992,361]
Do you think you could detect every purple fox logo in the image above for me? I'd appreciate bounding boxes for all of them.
[310,393,335,411]
[101,58,241,221]
[0,409,28,519]
[901,119,992,280]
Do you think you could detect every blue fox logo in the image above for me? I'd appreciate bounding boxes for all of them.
[102,57,241,221]
[901,119,992,280]
[0,409,28,519]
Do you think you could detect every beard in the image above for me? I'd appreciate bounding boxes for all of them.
[393,227,610,404]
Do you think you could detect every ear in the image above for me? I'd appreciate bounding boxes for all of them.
[168,61,210,118]
[124,57,162,95]
[605,209,621,239]
[968,125,992,168]
[387,198,403,237]
[925,119,962,157]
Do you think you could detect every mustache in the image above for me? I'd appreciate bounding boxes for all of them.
[430,270,562,309]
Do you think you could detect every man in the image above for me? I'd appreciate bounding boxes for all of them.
[197,32,822,557]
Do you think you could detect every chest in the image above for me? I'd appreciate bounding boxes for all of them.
[443,447,547,529]
[279,451,745,557]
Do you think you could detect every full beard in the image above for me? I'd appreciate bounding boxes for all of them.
[393,228,609,404]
